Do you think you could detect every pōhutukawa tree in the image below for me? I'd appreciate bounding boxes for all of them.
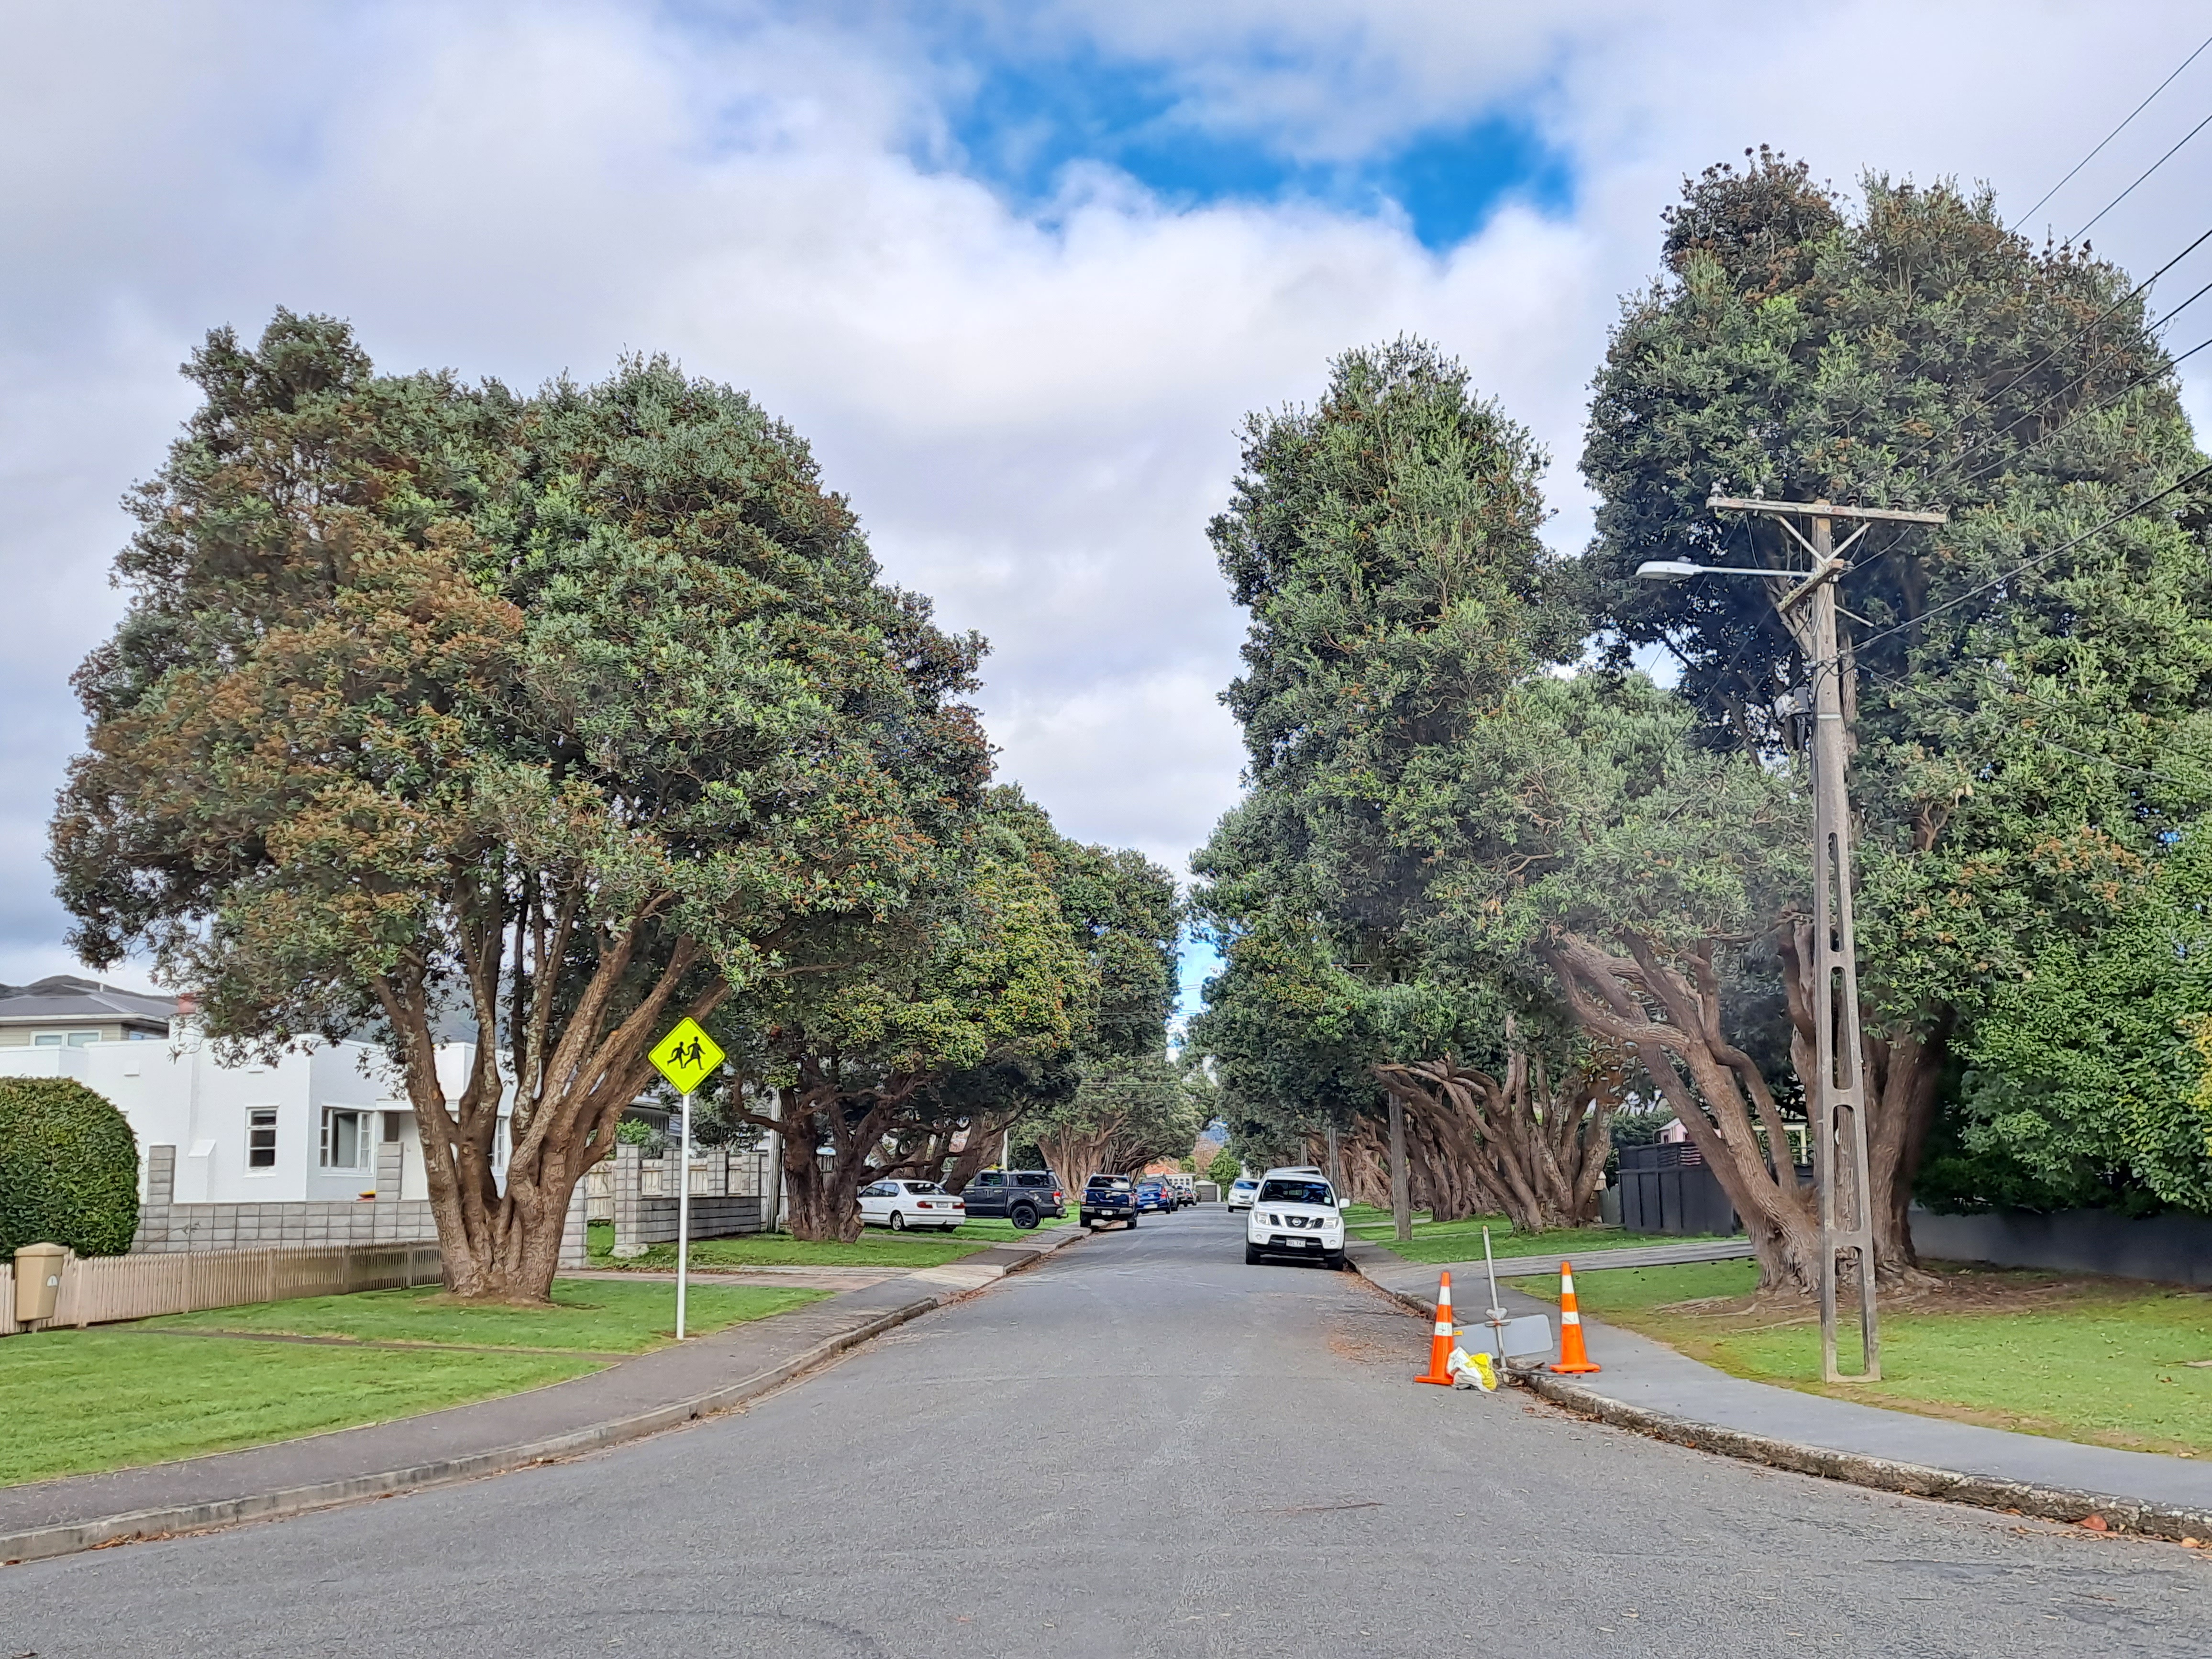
[1192,336,1613,1227]
[53,314,988,1300]
[1409,671,1832,1291]
[1583,151,2212,1268]
[893,791,1182,1206]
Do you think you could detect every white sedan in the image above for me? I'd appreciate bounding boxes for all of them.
[1225,1178,1260,1212]
[858,1180,967,1232]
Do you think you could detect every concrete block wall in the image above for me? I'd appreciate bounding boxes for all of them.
[606,1143,763,1252]
[620,1194,763,1248]
[133,1142,440,1254]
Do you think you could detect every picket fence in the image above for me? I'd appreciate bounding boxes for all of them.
[0,1241,446,1336]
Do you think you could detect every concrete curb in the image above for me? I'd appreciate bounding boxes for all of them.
[1515,1368,2212,1543]
[0,1225,1084,1567]
[1353,1253,2212,1545]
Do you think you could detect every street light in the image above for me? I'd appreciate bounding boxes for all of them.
[1634,560,1778,581]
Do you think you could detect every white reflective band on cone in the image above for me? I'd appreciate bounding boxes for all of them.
[1562,1309,1582,1325]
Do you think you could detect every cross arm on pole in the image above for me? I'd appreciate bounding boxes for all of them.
[1706,495,1949,525]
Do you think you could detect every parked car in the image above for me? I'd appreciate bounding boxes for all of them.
[1134,1177,1173,1214]
[958,1168,1066,1229]
[1225,1178,1259,1212]
[1081,1173,1138,1229]
[858,1179,966,1232]
[1244,1169,1347,1268]
[1166,1173,1197,1207]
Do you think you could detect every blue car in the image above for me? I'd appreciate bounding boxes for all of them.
[1134,1178,1173,1214]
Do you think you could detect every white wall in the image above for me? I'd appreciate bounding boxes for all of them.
[0,1034,505,1204]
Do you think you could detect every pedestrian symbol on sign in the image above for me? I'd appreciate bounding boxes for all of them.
[649,1018,725,1096]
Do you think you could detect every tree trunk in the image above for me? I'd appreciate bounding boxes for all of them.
[382,925,719,1304]
[1540,933,1825,1295]
[1373,1045,1625,1235]
[1781,921,1949,1286]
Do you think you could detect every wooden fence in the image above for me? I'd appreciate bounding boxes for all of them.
[0,1242,447,1336]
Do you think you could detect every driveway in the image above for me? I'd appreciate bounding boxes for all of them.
[7,1206,2210,1657]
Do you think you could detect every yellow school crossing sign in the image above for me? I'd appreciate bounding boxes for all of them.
[649,1017,725,1095]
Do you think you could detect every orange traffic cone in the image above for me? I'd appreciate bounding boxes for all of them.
[1416,1271,1458,1385]
[1549,1261,1601,1374]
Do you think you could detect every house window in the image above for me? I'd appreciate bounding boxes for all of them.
[320,1107,372,1171]
[247,1109,278,1170]
[33,1031,101,1048]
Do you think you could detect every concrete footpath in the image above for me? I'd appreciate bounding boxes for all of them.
[1351,1240,2212,1543]
[0,1226,1084,1566]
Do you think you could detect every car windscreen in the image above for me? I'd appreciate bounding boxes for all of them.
[1258,1179,1333,1205]
[1086,1176,1130,1189]
[904,1182,945,1194]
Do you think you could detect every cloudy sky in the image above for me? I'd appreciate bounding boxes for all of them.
[4,1,2210,1006]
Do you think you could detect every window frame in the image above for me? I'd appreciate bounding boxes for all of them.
[319,1106,372,1172]
[246,1108,278,1172]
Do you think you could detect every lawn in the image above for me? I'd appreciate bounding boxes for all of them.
[0,1328,594,1488]
[1522,1259,2212,1457]
[1,1277,829,1488]
[1342,1204,1721,1266]
[144,1277,826,1354]
[586,1213,1074,1272]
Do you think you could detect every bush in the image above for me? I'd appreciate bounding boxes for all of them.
[0,1077,141,1256]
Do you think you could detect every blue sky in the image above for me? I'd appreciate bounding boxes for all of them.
[2,0,2209,1015]
[937,44,1572,250]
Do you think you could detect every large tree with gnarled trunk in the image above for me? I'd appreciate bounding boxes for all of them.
[53,314,987,1301]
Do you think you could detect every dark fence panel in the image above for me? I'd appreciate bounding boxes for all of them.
[1614,1144,1812,1237]
[1910,1206,2212,1286]
[1616,1142,1737,1236]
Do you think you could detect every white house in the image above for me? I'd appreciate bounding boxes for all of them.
[0,1022,515,1252]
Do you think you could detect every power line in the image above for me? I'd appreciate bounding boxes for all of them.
[1858,656,2211,795]
[2073,106,2212,242]
[1851,458,2212,655]
[1956,329,2212,489]
[1879,223,2212,486]
[2020,31,2212,225]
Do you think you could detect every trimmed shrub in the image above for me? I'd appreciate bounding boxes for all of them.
[0,1077,141,1256]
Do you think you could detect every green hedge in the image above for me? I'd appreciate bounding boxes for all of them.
[0,1077,141,1256]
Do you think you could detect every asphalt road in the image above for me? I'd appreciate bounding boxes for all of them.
[8,1206,2212,1658]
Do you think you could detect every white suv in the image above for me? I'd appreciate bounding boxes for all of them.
[1244,1168,1346,1268]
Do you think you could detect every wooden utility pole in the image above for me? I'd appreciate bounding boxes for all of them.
[1706,495,1946,1383]
[1387,1094,1412,1243]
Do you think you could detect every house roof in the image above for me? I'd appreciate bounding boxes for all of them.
[0,974,177,1029]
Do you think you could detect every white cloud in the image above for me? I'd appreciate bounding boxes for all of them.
[1,0,2207,990]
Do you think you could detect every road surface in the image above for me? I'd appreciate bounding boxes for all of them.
[7,1206,2209,1656]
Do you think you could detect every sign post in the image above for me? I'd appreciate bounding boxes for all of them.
[648,1016,726,1341]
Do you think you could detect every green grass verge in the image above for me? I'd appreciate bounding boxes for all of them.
[4,1276,830,1488]
[586,1213,1073,1271]
[1340,1205,1721,1266]
[0,1328,598,1488]
[1523,1259,2212,1457]
[144,1277,827,1354]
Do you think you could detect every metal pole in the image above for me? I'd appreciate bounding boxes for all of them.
[1482,1223,1506,1358]
[675,1089,693,1341]
[1804,512,1880,1382]
[1388,1094,1412,1244]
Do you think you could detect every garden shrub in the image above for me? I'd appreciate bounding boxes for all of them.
[0,1077,141,1256]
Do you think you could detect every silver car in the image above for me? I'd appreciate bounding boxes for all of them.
[1225,1177,1259,1212]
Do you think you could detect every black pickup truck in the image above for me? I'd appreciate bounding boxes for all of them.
[1081,1173,1138,1230]
[958,1169,1065,1229]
